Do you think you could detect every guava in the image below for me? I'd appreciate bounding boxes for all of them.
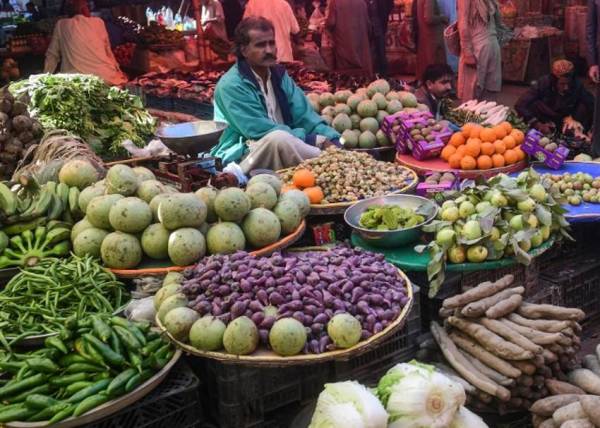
[154,282,181,310]
[269,318,307,356]
[462,220,482,240]
[157,293,188,323]
[436,228,456,246]
[223,316,259,355]
[529,184,547,203]
[448,245,466,263]
[164,307,200,342]
[458,201,475,218]
[517,198,536,213]
[189,316,226,351]
[441,206,459,222]
[475,201,492,214]
[466,245,488,263]
[327,313,362,349]
[509,214,525,231]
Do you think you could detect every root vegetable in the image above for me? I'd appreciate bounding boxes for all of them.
[447,316,533,360]
[543,349,559,363]
[531,395,582,417]
[533,415,546,428]
[582,355,600,377]
[518,303,585,322]
[461,286,524,318]
[510,397,524,408]
[461,350,515,386]
[579,395,600,426]
[431,362,476,394]
[485,294,523,319]
[595,344,600,364]
[449,331,521,378]
[545,379,585,395]
[519,375,534,387]
[539,419,557,428]
[559,419,594,428]
[500,318,563,345]
[508,313,572,333]
[512,360,537,376]
[430,321,511,401]
[568,369,600,395]
[438,307,454,318]
[480,318,543,354]
[442,274,514,309]
[553,402,586,425]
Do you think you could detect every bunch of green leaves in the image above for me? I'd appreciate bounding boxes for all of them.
[359,204,427,231]
[10,74,156,156]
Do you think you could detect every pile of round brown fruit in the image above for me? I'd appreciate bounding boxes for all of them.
[538,136,559,153]
[408,118,448,144]
[543,172,600,205]
[423,172,457,185]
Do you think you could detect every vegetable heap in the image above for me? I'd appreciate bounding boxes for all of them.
[0,255,128,340]
[0,314,173,424]
[359,204,426,231]
[430,274,584,413]
[10,74,156,156]
[156,246,410,356]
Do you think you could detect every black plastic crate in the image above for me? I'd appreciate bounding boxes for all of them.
[461,261,539,296]
[88,360,203,428]
[409,272,461,330]
[331,285,422,385]
[539,255,600,321]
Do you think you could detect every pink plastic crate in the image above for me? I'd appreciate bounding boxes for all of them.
[522,129,569,170]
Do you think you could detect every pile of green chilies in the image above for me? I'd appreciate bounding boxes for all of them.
[0,255,129,343]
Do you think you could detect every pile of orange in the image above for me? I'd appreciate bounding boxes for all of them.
[286,169,324,204]
[440,122,526,170]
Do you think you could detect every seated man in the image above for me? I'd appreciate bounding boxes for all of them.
[415,63,454,119]
[211,17,340,173]
[515,59,595,135]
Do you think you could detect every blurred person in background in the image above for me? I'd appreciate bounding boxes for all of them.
[413,0,448,82]
[367,0,393,76]
[44,0,127,86]
[222,0,244,39]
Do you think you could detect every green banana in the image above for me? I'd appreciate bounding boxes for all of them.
[68,187,81,216]
[44,227,70,246]
[3,217,47,235]
[0,182,17,216]
[44,181,57,194]
[17,194,32,214]
[47,240,71,257]
[31,190,52,217]
[47,194,64,221]
[57,183,70,208]
[33,226,47,248]
[46,220,72,231]
[62,208,73,225]
[0,230,7,253]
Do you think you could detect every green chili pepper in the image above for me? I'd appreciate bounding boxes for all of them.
[0,405,37,423]
[83,334,126,367]
[65,381,93,396]
[0,361,25,373]
[73,393,110,417]
[7,384,52,403]
[50,372,88,387]
[24,394,61,410]
[47,404,75,424]
[64,363,105,374]
[0,373,46,399]
[45,336,68,355]
[106,368,137,397]
[28,402,69,422]
[141,338,164,357]
[67,378,111,404]
[113,325,141,352]
[25,358,59,373]
[59,354,91,367]
[91,316,112,342]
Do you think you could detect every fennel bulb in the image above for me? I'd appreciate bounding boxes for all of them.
[450,406,489,428]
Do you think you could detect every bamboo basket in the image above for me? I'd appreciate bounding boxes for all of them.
[156,269,413,367]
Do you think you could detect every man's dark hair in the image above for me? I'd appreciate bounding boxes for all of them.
[234,17,275,58]
[422,63,454,85]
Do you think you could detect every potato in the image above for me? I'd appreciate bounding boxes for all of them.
[579,395,600,426]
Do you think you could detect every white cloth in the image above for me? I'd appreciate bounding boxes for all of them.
[240,130,321,173]
[243,0,300,62]
[251,68,284,124]
[201,0,228,40]
[44,15,127,86]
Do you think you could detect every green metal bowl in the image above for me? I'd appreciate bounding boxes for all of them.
[344,194,439,248]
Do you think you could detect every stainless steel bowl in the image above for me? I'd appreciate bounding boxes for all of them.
[156,120,228,156]
[344,194,439,248]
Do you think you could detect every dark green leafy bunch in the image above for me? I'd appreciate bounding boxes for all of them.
[9,74,156,156]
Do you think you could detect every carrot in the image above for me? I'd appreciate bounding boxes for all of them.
[531,395,582,417]
[442,274,514,309]
[568,369,600,395]
[461,286,524,318]
[518,303,585,322]
[480,318,543,355]
[579,395,600,427]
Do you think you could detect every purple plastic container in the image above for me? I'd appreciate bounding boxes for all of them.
[416,171,460,197]
[522,129,569,170]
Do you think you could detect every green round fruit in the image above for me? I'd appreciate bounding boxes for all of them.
[223,316,259,355]
[58,159,99,190]
[109,197,153,233]
[466,245,488,263]
[168,228,206,266]
[87,194,124,230]
[154,282,180,311]
[100,231,142,269]
[273,199,302,235]
[327,313,361,349]
[71,217,94,241]
[78,186,105,214]
[242,208,281,248]
[157,293,188,323]
[214,188,251,222]
[164,307,200,342]
[245,182,278,210]
[269,318,307,356]
[189,316,226,351]
[206,222,246,255]
[73,227,109,258]
[141,223,170,259]
[105,164,140,196]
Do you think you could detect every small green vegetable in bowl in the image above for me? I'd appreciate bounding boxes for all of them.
[359,204,426,231]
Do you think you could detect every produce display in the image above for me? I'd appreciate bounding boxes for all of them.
[138,22,183,46]
[71,163,308,269]
[445,99,527,131]
[10,74,156,156]
[309,361,488,428]
[0,314,174,424]
[543,172,600,206]
[430,275,584,413]
[155,246,410,356]
[0,255,128,340]
[441,122,527,171]
[386,110,452,160]
[523,129,570,170]
[0,90,43,180]
[359,205,426,231]
[307,79,422,149]
[280,148,416,204]
[419,169,569,295]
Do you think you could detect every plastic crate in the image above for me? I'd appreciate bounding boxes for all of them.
[330,285,422,385]
[522,129,569,170]
[539,255,600,321]
[526,284,562,305]
[461,261,539,296]
[408,272,462,330]
[87,360,203,428]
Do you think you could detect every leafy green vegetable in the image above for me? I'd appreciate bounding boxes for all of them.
[10,74,156,156]
[359,204,425,231]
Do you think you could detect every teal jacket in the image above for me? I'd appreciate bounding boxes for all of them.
[211,59,340,165]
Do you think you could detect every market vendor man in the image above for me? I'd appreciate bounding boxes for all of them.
[415,63,454,120]
[211,17,340,174]
[515,60,594,136]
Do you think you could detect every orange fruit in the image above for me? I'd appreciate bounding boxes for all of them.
[504,149,518,165]
[292,169,316,188]
[460,155,477,170]
[480,128,496,143]
[503,135,517,149]
[461,123,474,138]
[481,142,495,156]
[449,132,466,147]
[455,145,467,157]
[441,145,457,161]
[477,155,493,170]
[500,121,513,134]
[514,146,526,161]
[281,184,298,193]
[492,153,505,168]
[448,153,463,169]
[470,124,484,139]
[465,139,481,157]
[510,129,525,144]
[303,186,324,204]
[493,125,507,140]
[493,140,506,155]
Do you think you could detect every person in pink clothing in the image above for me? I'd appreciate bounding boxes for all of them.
[44,0,127,86]
[243,0,300,63]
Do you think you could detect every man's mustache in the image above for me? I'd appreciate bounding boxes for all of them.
[263,54,276,60]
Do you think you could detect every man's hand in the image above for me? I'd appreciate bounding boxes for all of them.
[535,121,555,135]
[562,116,584,134]
[590,65,600,84]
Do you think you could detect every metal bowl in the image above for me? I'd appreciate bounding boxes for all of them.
[344,194,439,248]
[156,120,228,156]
